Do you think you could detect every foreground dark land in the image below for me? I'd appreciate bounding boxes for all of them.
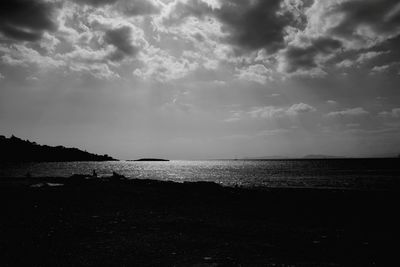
[1,177,399,266]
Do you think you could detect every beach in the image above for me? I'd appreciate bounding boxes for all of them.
[0,177,399,266]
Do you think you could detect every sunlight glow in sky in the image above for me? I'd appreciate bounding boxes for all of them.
[1,0,400,159]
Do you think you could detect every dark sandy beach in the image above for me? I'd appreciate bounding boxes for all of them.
[0,177,399,266]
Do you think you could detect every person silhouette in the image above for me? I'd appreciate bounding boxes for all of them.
[92,169,97,178]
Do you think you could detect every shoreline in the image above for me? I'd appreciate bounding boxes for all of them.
[1,175,399,193]
[1,176,399,266]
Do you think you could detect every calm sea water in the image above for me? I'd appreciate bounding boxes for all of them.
[1,159,400,190]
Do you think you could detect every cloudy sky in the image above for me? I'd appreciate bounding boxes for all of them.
[1,0,400,159]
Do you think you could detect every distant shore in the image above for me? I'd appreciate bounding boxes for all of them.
[0,176,398,266]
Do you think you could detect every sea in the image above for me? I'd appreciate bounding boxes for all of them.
[1,159,400,190]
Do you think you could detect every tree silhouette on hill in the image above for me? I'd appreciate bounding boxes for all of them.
[0,135,116,162]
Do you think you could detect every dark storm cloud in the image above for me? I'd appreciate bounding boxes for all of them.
[104,26,138,61]
[0,0,58,42]
[216,0,296,53]
[167,0,303,54]
[165,0,400,75]
[330,0,400,37]
[283,37,342,73]
[377,34,400,62]
[313,0,400,74]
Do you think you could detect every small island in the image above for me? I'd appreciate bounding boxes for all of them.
[131,158,170,162]
[0,135,117,162]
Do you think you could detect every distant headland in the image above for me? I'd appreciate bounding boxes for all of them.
[302,154,346,159]
[0,135,117,162]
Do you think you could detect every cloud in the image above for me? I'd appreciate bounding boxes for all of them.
[304,0,400,50]
[275,0,400,77]
[0,0,59,42]
[379,108,400,118]
[279,37,342,74]
[224,111,243,122]
[326,100,337,105]
[1,45,64,69]
[370,64,390,74]
[287,102,316,115]
[161,0,400,79]
[330,0,400,43]
[298,0,400,76]
[288,67,327,78]
[235,64,271,84]
[104,26,139,61]
[216,0,297,53]
[357,51,387,64]
[69,62,119,80]
[327,107,369,117]
[26,76,39,81]
[117,0,161,16]
[0,1,149,80]
[336,59,353,68]
[2,0,400,84]
[0,72,4,80]
[60,46,109,63]
[72,0,119,7]
[336,50,390,69]
[71,0,400,80]
[164,0,301,54]
[134,49,199,82]
[248,103,316,119]
[73,0,160,16]
[249,106,286,119]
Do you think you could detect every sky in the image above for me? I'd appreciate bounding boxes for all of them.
[1,0,400,159]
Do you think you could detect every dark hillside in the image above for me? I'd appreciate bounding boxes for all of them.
[0,135,116,162]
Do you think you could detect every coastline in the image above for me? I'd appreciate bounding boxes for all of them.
[1,177,398,266]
